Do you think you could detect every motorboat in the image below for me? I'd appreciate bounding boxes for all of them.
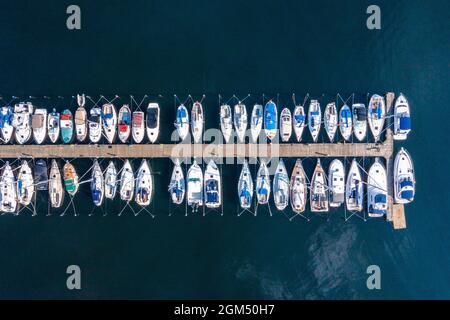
[394,148,415,204]
[47,108,60,143]
[204,159,221,208]
[132,111,145,143]
[13,102,33,144]
[280,108,292,142]
[60,109,74,143]
[368,94,386,142]
[250,104,263,143]
[256,160,271,204]
[0,162,17,213]
[264,101,277,141]
[89,107,102,143]
[293,105,306,142]
[273,159,289,210]
[238,159,253,209]
[120,160,135,201]
[324,102,338,142]
[34,159,48,191]
[63,161,79,196]
[290,159,307,213]
[234,103,248,143]
[352,104,367,142]
[367,158,388,217]
[345,159,364,212]
[328,159,345,208]
[16,160,34,206]
[191,102,204,143]
[102,103,117,144]
[0,106,14,143]
[310,159,328,212]
[135,160,153,206]
[168,159,185,205]
[118,104,131,143]
[219,104,232,143]
[393,94,411,140]
[308,100,321,142]
[91,160,104,206]
[146,103,160,143]
[339,104,353,141]
[175,104,189,141]
[49,160,64,208]
[187,160,203,210]
[75,104,88,142]
[104,161,118,200]
[32,108,47,144]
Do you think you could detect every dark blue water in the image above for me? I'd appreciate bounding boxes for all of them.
[0,0,449,299]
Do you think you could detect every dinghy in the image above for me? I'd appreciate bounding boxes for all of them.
[49,160,64,208]
[118,104,131,143]
[146,103,160,143]
[88,107,102,143]
[191,102,204,143]
[0,162,17,213]
[13,102,33,144]
[75,105,87,142]
[328,159,345,208]
[352,104,367,142]
[187,160,203,210]
[91,160,104,206]
[345,159,364,212]
[60,109,74,144]
[250,104,263,143]
[17,160,34,206]
[280,108,292,142]
[394,148,415,204]
[34,159,48,191]
[47,108,60,143]
[393,94,411,140]
[135,160,153,206]
[220,104,233,143]
[238,160,253,209]
[310,159,328,212]
[102,103,117,144]
[104,161,118,200]
[339,104,353,141]
[290,159,307,213]
[368,94,386,142]
[132,111,145,143]
[234,103,248,143]
[120,160,135,201]
[0,106,14,143]
[175,104,189,141]
[293,105,306,142]
[273,159,289,210]
[256,160,271,204]
[168,159,185,205]
[63,162,79,196]
[308,100,321,142]
[264,101,278,141]
[32,108,47,144]
[204,159,221,208]
[324,102,338,142]
[367,158,388,217]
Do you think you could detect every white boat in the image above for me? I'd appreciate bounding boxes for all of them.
[191,102,204,143]
[175,104,190,141]
[220,104,233,143]
[120,160,135,201]
[250,104,263,143]
[0,106,14,143]
[280,108,292,142]
[339,104,353,141]
[132,111,145,143]
[368,94,386,142]
[91,160,104,206]
[264,101,277,141]
[393,94,411,140]
[118,104,131,143]
[32,108,47,144]
[293,105,306,142]
[187,160,203,210]
[13,102,33,144]
[394,148,415,204]
[168,159,185,205]
[89,107,102,143]
[273,159,289,210]
[352,104,367,142]
[290,159,307,213]
[104,161,117,200]
[75,105,88,142]
[204,159,221,208]
[102,103,117,144]
[367,158,388,217]
[324,102,338,142]
[256,160,270,204]
[146,103,160,143]
[310,159,328,212]
[308,100,321,142]
[238,160,253,209]
[0,162,17,213]
[328,159,345,208]
[47,109,60,143]
[135,159,153,206]
[234,103,248,143]
[17,160,34,206]
[49,160,64,208]
[346,159,364,212]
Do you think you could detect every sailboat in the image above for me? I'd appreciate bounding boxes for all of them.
[17,160,35,206]
[104,161,118,200]
[293,105,306,142]
[60,109,74,143]
[264,101,278,141]
[273,159,289,210]
[328,159,345,208]
[102,103,117,144]
[345,159,364,212]
[310,159,328,212]
[34,159,49,191]
[175,104,189,141]
[89,107,102,143]
[0,162,17,213]
[0,106,14,143]
[32,108,47,144]
[290,159,307,213]
[135,159,153,206]
[118,104,131,143]
[91,160,104,206]
[234,103,248,143]
[308,100,321,142]
[238,160,253,209]
[120,160,135,202]
[191,102,204,143]
[352,104,367,142]
[339,104,353,141]
[280,108,292,142]
[47,108,60,143]
[220,104,233,143]
[132,111,145,143]
[75,98,88,142]
[187,160,203,210]
[367,158,388,217]
[204,159,221,208]
[168,159,185,205]
[13,102,33,144]
[49,160,64,208]
[394,148,415,204]
[393,94,411,140]
[368,94,386,142]
[324,102,338,142]
[256,160,271,205]
[146,103,160,143]
[250,104,263,143]
[63,161,79,196]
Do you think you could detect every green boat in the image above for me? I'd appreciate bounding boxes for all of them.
[63,162,79,196]
[60,109,74,143]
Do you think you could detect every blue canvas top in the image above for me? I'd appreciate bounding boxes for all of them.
[400,116,411,130]
[310,111,320,116]
[400,180,413,188]
[264,102,277,130]
[401,190,414,200]
[374,194,387,204]
[92,189,102,202]
[294,114,305,122]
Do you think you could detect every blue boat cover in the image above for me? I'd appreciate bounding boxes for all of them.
[294,115,305,122]
[122,112,131,123]
[264,102,277,130]
[92,189,102,203]
[401,190,414,200]
[177,108,187,118]
[399,117,411,130]
[374,194,387,204]
[342,109,351,126]
[400,180,413,188]
[311,111,320,116]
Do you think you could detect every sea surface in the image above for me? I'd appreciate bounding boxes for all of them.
[0,0,449,299]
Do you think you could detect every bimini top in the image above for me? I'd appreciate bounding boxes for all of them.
[355,106,367,120]
[374,194,387,204]
[146,108,158,129]
[400,117,411,130]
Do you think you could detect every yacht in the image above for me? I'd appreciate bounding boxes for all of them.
[135,159,153,206]
[234,103,248,143]
[256,160,271,204]
[91,160,104,206]
[60,109,74,143]
[191,102,204,143]
[75,100,88,142]
[0,105,14,143]
[368,94,386,142]
[187,160,203,210]
[34,159,49,191]
[63,161,79,196]
[17,160,34,206]
[49,160,64,208]
[273,159,289,210]
[238,160,253,209]
[0,162,17,213]
[32,108,47,144]
[324,102,338,142]
[250,104,263,143]
[352,104,367,142]
[280,108,292,142]
[120,160,135,202]
[175,104,189,141]
[146,103,160,143]
[220,104,233,143]
[168,159,185,205]
[293,105,306,142]
[132,111,145,143]
[367,158,388,217]
[47,108,60,143]
[13,102,33,144]
[102,103,117,144]
[308,100,321,142]
[290,159,307,213]
[310,159,328,212]
[118,104,131,143]
[339,104,353,141]
[204,159,221,208]
[89,107,102,143]
[104,161,118,200]
[394,148,415,204]
[393,94,411,140]
[328,159,345,207]
[345,159,364,212]
[264,101,277,141]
